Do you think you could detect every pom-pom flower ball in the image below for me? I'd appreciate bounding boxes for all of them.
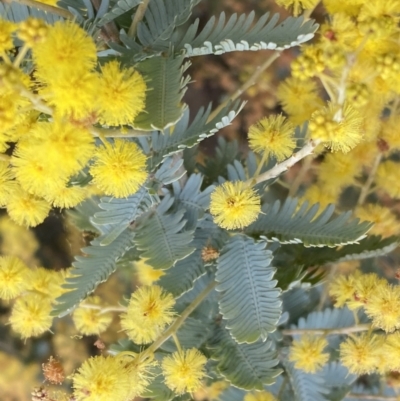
[289,335,329,373]
[90,140,148,198]
[0,255,30,300]
[162,348,207,394]
[248,114,296,161]
[210,181,261,230]
[120,285,175,344]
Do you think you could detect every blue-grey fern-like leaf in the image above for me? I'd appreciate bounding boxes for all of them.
[218,387,246,401]
[158,217,228,297]
[52,227,134,317]
[160,317,212,353]
[198,136,239,185]
[91,186,154,246]
[246,198,372,247]
[0,1,62,23]
[133,194,195,270]
[292,307,355,331]
[137,0,200,47]
[140,100,245,169]
[116,11,317,61]
[171,174,214,230]
[97,0,140,25]
[179,12,317,56]
[285,360,328,401]
[134,55,190,131]
[322,361,357,401]
[66,197,102,233]
[216,234,282,344]
[90,156,185,246]
[208,324,282,390]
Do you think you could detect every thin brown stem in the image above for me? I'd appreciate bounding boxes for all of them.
[357,152,382,206]
[10,0,74,18]
[128,0,150,37]
[139,280,217,361]
[246,140,319,187]
[282,323,370,337]
[207,51,281,123]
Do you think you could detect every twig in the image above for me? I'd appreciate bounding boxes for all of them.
[18,87,53,115]
[128,0,150,37]
[9,0,74,18]
[79,304,127,314]
[139,280,217,361]
[246,139,319,187]
[206,51,281,123]
[282,323,370,336]
[357,152,382,206]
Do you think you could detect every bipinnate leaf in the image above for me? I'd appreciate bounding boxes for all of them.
[133,194,195,270]
[208,324,282,390]
[216,234,281,344]
[246,198,372,247]
[134,55,189,131]
[52,227,134,317]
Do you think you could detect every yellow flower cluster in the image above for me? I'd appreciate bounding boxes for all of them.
[330,271,400,333]
[2,263,71,338]
[340,331,400,375]
[0,18,148,227]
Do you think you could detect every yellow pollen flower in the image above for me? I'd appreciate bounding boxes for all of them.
[0,19,16,54]
[244,391,277,401]
[355,204,400,238]
[248,114,295,161]
[346,273,387,311]
[120,285,176,344]
[9,293,53,338]
[340,333,382,375]
[6,186,51,227]
[0,256,30,300]
[73,296,113,335]
[162,348,207,395]
[90,140,148,198]
[329,271,362,307]
[210,181,261,230]
[17,17,48,47]
[73,355,134,401]
[28,267,67,299]
[376,160,400,199]
[41,70,99,120]
[0,161,17,207]
[364,283,400,333]
[97,60,147,126]
[44,184,86,209]
[289,335,329,373]
[275,0,319,16]
[308,103,364,153]
[277,77,323,125]
[33,21,96,81]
